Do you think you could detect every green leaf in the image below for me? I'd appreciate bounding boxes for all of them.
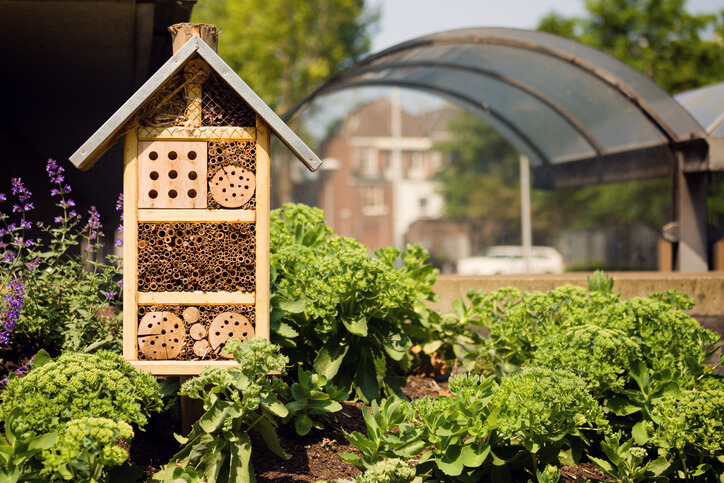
[31,349,52,369]
[631,420,650,446]
[278,299,306,314]
[313,335,349,379]
[648,456,671,476]
[198,399,232,434]
[273,320,299,338]
[437,445,464,476]
[606,396,641,416]
[228,432,254,483]
[341,316,368,337]
[254,418,291,460]
[422,340,443,354]
[461,443,490,468]
[355,348,379,403]
[295,415,313,436]
[27,433,57,452]
[588,455,615,475]
[338,452,363,468]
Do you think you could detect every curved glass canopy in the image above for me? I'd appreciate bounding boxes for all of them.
[286,28,708,188]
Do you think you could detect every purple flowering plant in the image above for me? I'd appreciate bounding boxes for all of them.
[0,159,123,353]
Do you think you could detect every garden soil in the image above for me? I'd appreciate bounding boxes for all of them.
[129,375,609,482]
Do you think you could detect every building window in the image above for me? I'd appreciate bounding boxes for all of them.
[360,186,388,216]
[358,147,377,178]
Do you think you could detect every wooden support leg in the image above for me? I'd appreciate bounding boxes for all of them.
[179,375,204,436]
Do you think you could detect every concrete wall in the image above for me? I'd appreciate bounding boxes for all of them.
[430,273,724,335]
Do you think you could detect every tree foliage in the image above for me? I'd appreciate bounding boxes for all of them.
[538,0,724,94]
[191,0,378,113]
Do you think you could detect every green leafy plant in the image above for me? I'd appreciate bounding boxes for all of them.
[0,350,162,435]
[651,387,724,480]
[40,417,134,482]
[529,464,561,483]
[588,433,670,483]
[282,366,345,436]
[340,397,422,470]
[342,374,500,481]
[354,458,421,483]
[531,325,641,398]
[0,407,57,482]
[154,337,290,483]
[270,203,439,402]
[490,367,609,474]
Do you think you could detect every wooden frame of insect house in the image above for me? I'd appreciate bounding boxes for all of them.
[70,24,321,376]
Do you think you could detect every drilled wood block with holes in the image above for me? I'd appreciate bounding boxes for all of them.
[69,29,321,376]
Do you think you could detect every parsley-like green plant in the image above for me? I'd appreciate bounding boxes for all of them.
[0,350,162,435]
[270,203,439,403]
[491,367,609,474]
[40,417,134,482]
[282,366,346,436]
[155,337,290,483]
[651,387,724,480]
[532,325,641,398]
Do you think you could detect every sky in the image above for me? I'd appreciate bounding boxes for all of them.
[369,0,724,52]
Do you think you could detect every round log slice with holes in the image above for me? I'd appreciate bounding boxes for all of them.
[209,165,256,208]
[137,311,185,360]
[209,312,254,358]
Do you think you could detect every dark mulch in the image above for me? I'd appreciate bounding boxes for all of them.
[129,374,608,482]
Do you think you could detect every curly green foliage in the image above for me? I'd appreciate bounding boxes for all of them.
[41,417,133,482]
[492,367,608,448]
[596,295,720,382]
[156,338,290,483]
[270,203,438,403]
[472,286,591,373]
[653,388,724,457]
[0,351,162,434]
[354,458,419,483]
[532,325,641,397]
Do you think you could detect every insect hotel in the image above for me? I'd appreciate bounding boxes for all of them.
[70,24,321,375]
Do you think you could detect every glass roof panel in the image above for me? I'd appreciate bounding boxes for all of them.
[341,66,597,163]
[359,42,668,153]
[408,28,703,139]
[675,82,724,135]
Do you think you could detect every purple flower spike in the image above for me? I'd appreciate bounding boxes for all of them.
[10,179,31,203]
[104,292,116,301]
[46,158,65,184]
[0,193,5,202]
[0,278,25,346]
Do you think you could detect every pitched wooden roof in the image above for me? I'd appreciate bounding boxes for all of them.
[70,35,321,171]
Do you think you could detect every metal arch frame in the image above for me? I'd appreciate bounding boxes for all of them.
[328,34,689,142]
[320,60,609,158]
[326,78,551,164]
[285,29,705,147]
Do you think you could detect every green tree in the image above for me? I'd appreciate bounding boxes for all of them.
[436,112,522,253]
[192,0,379,203]
[538,0,724,94]
[192,0,377,113]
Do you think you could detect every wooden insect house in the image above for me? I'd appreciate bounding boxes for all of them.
[70,24,321,375]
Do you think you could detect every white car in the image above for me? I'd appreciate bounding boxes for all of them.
[457,246,565,275]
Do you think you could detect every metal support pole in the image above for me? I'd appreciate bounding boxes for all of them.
[520,155,532,273]
[676,150,709,271]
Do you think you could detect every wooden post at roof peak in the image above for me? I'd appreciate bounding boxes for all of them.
[169,23,219,53]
